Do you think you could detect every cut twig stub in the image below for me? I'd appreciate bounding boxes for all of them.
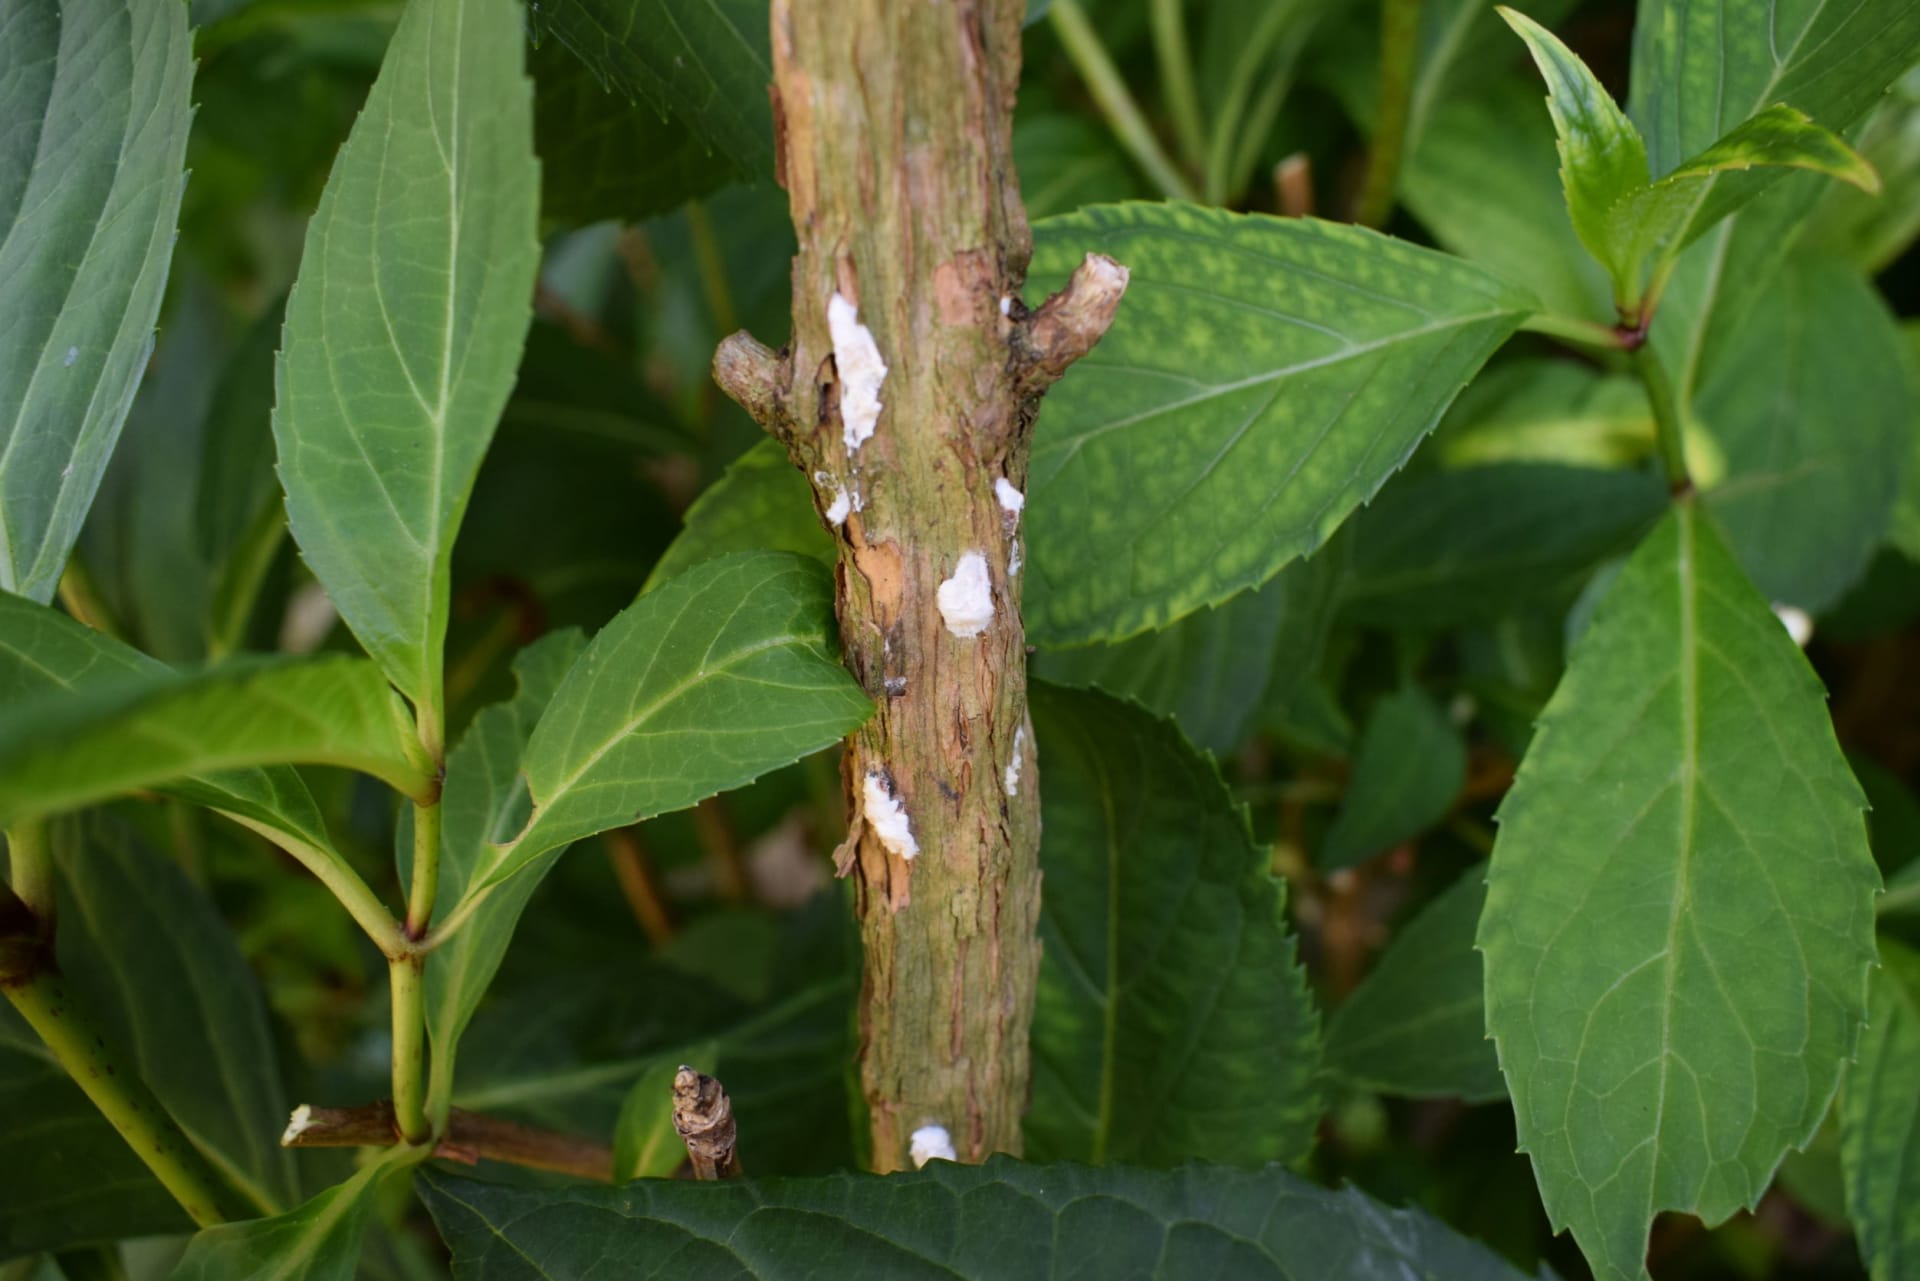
[672,1066,741,1180]
[1014,252,1130,398]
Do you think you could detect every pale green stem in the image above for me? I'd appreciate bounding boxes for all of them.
[1520,310,1629,350]
[388,956,429,1143]
[1149,0,1206,170]
[1050,0,1198,202]
[1353,0,1423,228]
[6,821,53,927]
[1634,341,1691,494]
[1877,878,1920,919]
[405,799,441,939]
[213,812,409,959]
[4,965,228,1227]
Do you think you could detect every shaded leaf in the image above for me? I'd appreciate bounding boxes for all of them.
[418,1156,1541,1280]
[1479,501,1878,1281]
[0,654,435,829]
[1804,65,1920,272]
[644,439,832,593]
[1434,359,1652,469]
[1324,869,1503,1102]
[1026,685,1321,1167]
[1695,256,1911,611]
[274,0,539,734]
[1012,113,1142,221]
[1025,202,1534,645]
[169,1154,402,1281]
[0,0,193,602]
[1839,940,1920,1281]
[1319,687,1466,872]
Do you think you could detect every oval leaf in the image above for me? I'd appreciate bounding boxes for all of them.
[1479,501,1878,1281]
[1024,202,1533,645]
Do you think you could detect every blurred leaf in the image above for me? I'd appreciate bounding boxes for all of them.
[0,654,436,828]
[1319,687,1465,872]
[1258,531,1349,728]
[195,301,289,659]
[645,439,831,592]
[1480,501,1878,1281]
[1024,202,1534,645]
[1839,940,1920,1281]
[1803,65,1920,272]
[1324,869,1504,1102]
[530,0,774,179]
[1341,464,1667,628]
[1434,359,1651,469]
[612,1042,717,1181]
[274,0,539,730]
[531,37,733,228]
[169,1153,403,1281]
[463,553,869,893]
[1853,753,1920,881]
[1888,321,1920,565]
[0,0,193,603]
[419,1156,1543,1280]
[1026,685,1321,1167]
[1012,114,1142,220]
[1695,256,1911,611]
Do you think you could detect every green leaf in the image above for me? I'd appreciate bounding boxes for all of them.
[1496,7,1650,289]
[530,0,774,179]
[1024,202,1534,645]
[0,0,193,603]
[418,1157,1541,1280]
[1896,322,1920,565]
[644,439,832,593]
[1479,501,1879,1281]
[612,1042,718,1181]
[1324,869,1504,1102]
[274,0,539,738]
[531,37,732,228]
[195,301,289,658]
[0,653,435,829]
[1804,66,1920,272]
[424,630,587,1115]
[1433,359,1652,469]
[1012,113,1143,221]
[1319,687,1466,871]
[1341,463,1668,628]
[463,553,869,894]
[169,1154,403,1281]
[1840,940,1920,1281]
[1026,685,1321,1167]
[1694,256,1912,611]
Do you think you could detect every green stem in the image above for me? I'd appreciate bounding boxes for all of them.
[3,965,228,1227]
[1149,0,1206,170]
[1353,0,1423,228]
[388,956,429,1143]
[686,201,739,341]
[405,799,441,938]
[1520,310,1630,350]
[6,821,54,927]
[1050,0,1198,202]
[1634,340,1692,494]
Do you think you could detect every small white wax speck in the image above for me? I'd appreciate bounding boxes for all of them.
[937,552,995,638]
[1004,725,1027,797]
[1774,603,1813,648]
[999,295,1012,317]
[1007,539,1022,578]
[910,1124,957,1168]
[281,1104,313,1146]
[863,771,919,860]
[994,478,1025,518]
[827,292,888,452]
[824,485,851,527]
[63,346,78,367]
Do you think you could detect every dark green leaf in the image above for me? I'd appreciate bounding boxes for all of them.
[0,0,193,602]
[462,553,869,893]
[530,0,774,179]
[1319,687,1466,871]
[644,439,832,593]
[1324,869,1503,1102]
[418,1156,1541,1280]
[1840,940,1920,1281]
[1012,113,1142,221]
[1025,202,1534,645]
[1480,501,1878,1281]
[169,1155,402,1281]
[1026,685,1321,1166]
[274,0,539,735]
[1341,464,1668,627]
[1695,256,1912,611]
[194,302,288,659]
[0,654,436,828]
[1803,66,1920,272]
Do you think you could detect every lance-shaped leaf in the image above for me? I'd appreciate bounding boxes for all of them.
[1840,940,1920,1281]
[1479,501,1878,1281]
[1026,685,1321,1167]
[418,1157,1541,1281]
[0,0,193,603]
[1325,869,1503,1102]
[0,653,435,829]
[171,1153,405,1281]
[1025,202,1533,645]
[274,0,538,738]
[466,553,870,893]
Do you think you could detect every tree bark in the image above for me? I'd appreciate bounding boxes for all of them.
[715,0,1124,1170]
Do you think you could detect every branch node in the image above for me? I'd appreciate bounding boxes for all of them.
[673,1066,741,1179]
[1013,252,1130,399]
[713,331,792,437]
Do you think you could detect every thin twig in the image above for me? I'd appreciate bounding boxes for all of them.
[281,1100,615,1183]
[605,827,676,945]
[672,1066,741,1180]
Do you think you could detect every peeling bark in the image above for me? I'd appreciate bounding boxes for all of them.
[715,0,1124,1171]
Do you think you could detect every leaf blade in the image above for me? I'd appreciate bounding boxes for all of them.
[1839,941,1920,1281]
